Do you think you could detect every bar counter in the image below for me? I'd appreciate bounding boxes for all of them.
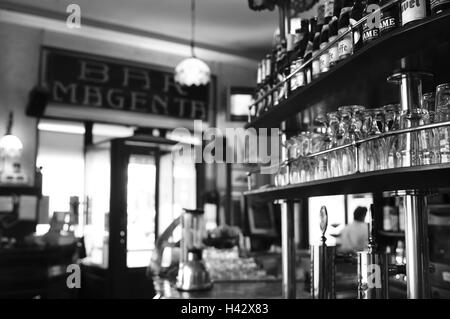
[154,278,310,299]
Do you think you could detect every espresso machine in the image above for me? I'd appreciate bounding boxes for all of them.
[176,208,213,291]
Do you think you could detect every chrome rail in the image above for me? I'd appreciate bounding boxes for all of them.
[245,120,450,176]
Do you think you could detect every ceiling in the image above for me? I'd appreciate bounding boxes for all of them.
[1,0,278,60]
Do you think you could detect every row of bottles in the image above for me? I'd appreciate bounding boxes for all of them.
[382,196,406,232]
[386,240,406,265]
[253,0,450,117]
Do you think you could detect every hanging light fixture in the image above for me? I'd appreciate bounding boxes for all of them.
[0,112,23,158]
[174,0,211,86]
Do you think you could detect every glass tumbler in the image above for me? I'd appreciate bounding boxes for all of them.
[288,135,302,184]
[338,106,356,175]
[436,83,450,163]
[398,107,428,167]
[383,104,402,168]
[327,112,341,177]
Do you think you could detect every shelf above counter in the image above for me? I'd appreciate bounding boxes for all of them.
[0,185,42,197]
[245,11,450,129]
[244,163,450,201]
[378,231,405,238]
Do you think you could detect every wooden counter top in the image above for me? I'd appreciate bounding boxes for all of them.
[154,278,310,299]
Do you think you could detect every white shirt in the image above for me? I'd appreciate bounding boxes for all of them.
[339,221,369,253]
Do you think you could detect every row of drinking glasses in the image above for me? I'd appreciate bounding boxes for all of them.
[274,83,450,187]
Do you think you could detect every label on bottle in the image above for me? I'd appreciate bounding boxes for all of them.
[401,0,426,26]
[296,59,305,87]
[380,11,398,34]
[325,0,335,17]
[296,70,305,87]
[312,54,320,78]
[328,35,339,64]
[319,43,330,73]
[431,0,450,11]
[363,21,379,43]
[338,28,353,59]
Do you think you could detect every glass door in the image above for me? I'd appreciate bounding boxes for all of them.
[126,154,157,268]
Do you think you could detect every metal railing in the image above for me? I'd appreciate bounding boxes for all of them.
[245,120,450,181]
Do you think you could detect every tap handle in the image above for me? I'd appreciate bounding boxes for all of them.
[368,204,377,247]
[320,206,328,243]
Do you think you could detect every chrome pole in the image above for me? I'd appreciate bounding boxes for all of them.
[388,70,432,299]
[281,200,296,299]
[403,191,430,298]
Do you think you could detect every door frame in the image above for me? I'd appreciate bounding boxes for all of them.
[108,139,160,298]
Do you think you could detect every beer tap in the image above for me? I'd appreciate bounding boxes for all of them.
[357,204,407,299]
[310,206,336,299]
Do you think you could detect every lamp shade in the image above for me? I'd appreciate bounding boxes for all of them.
[174,57,211,86]
[0,134,23,157]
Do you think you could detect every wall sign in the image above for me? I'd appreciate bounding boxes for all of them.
[40,48,209,122]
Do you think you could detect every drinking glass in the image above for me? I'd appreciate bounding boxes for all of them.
[398,107,428,167]
[327,112,341,177]
[421,93,440,164]
[338,106,355,175]
[311,132,327,180]
[436,83,450,163]
[422,92,436,111]
[288,135,302,184]
[275,162,289,187]
[383,104,402,168]
[350,105,366,141]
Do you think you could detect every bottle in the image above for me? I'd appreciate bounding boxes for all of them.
[363,0,381,45]
[395,240,405,264]
[338,0,354,60]
[431,0,450,14]
[380,0,400,35]
[390,204,399,232]
[397,196,406,232]
[295,20,310,89]
[312,6,325,80]
[401,0,427,25]
[264,53,273,109]
[304,18,317,84]
[320,2,334,74]
[290,28,302,92]
[276,39,288,104]
[255,61,262,110]
[329,0,342,67]
[285,34,296,97]
[383,203,392,231]
[351,0,365,52]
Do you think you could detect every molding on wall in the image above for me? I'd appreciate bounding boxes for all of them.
[0,4,257,67]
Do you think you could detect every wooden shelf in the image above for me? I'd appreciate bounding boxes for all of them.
[0,186,42,196]
[378,231,405,238]
[246,11,450,129]
[244,163,450,201]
